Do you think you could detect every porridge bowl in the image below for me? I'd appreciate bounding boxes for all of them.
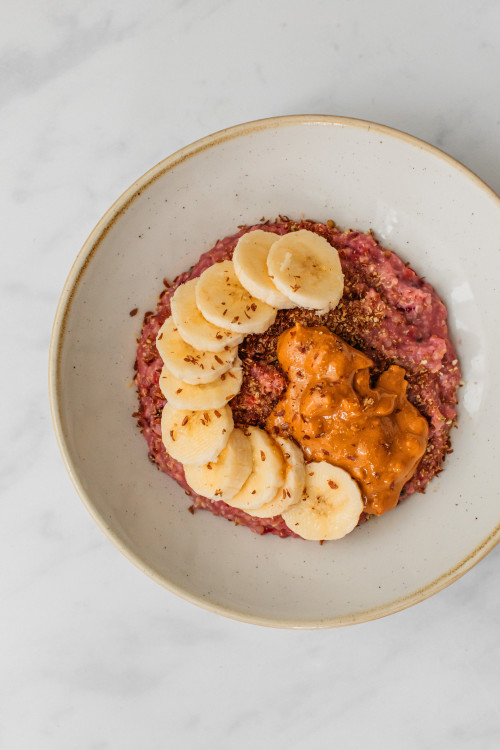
[49,115,500,627]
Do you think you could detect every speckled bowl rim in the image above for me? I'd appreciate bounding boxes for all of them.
[49,114,500,629]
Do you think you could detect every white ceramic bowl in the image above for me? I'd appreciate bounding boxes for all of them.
[50,115,500,628]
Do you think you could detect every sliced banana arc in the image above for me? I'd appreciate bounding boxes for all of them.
[267,229,344,314]
[233,230,295,309]
[224,427,285,511]
[282,462,363,541]
[156,317,237,385]
[161,403,233,466]
[195,260,278,334]
[171,278,244,352]
[183,428,253,501]
[246,437,306,518]
[156,229,352,539]
[159,361,242,411]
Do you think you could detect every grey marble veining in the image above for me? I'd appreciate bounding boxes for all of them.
[1,0,500,747]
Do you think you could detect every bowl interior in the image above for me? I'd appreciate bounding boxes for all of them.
[51,117,500,626]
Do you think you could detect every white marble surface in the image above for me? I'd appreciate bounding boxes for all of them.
[2,0,500,747]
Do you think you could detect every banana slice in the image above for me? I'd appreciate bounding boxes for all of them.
[282,462,363,541]
[159,360,242,410]
[161,403,233,466]
[233,230,295,309]
[267,229,344,313]
[195,260,277,334]
[224,427,286,511]
[171,278,244,352]
[156,317,237,385]
[183,428,253,501]
[246,437,306,518]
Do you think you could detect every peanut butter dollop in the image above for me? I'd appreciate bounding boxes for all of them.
[266,324,429,515]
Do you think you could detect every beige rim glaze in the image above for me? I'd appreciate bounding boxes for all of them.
[49,115,500,629]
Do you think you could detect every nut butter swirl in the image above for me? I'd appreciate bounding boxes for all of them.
[267,324,429,516]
